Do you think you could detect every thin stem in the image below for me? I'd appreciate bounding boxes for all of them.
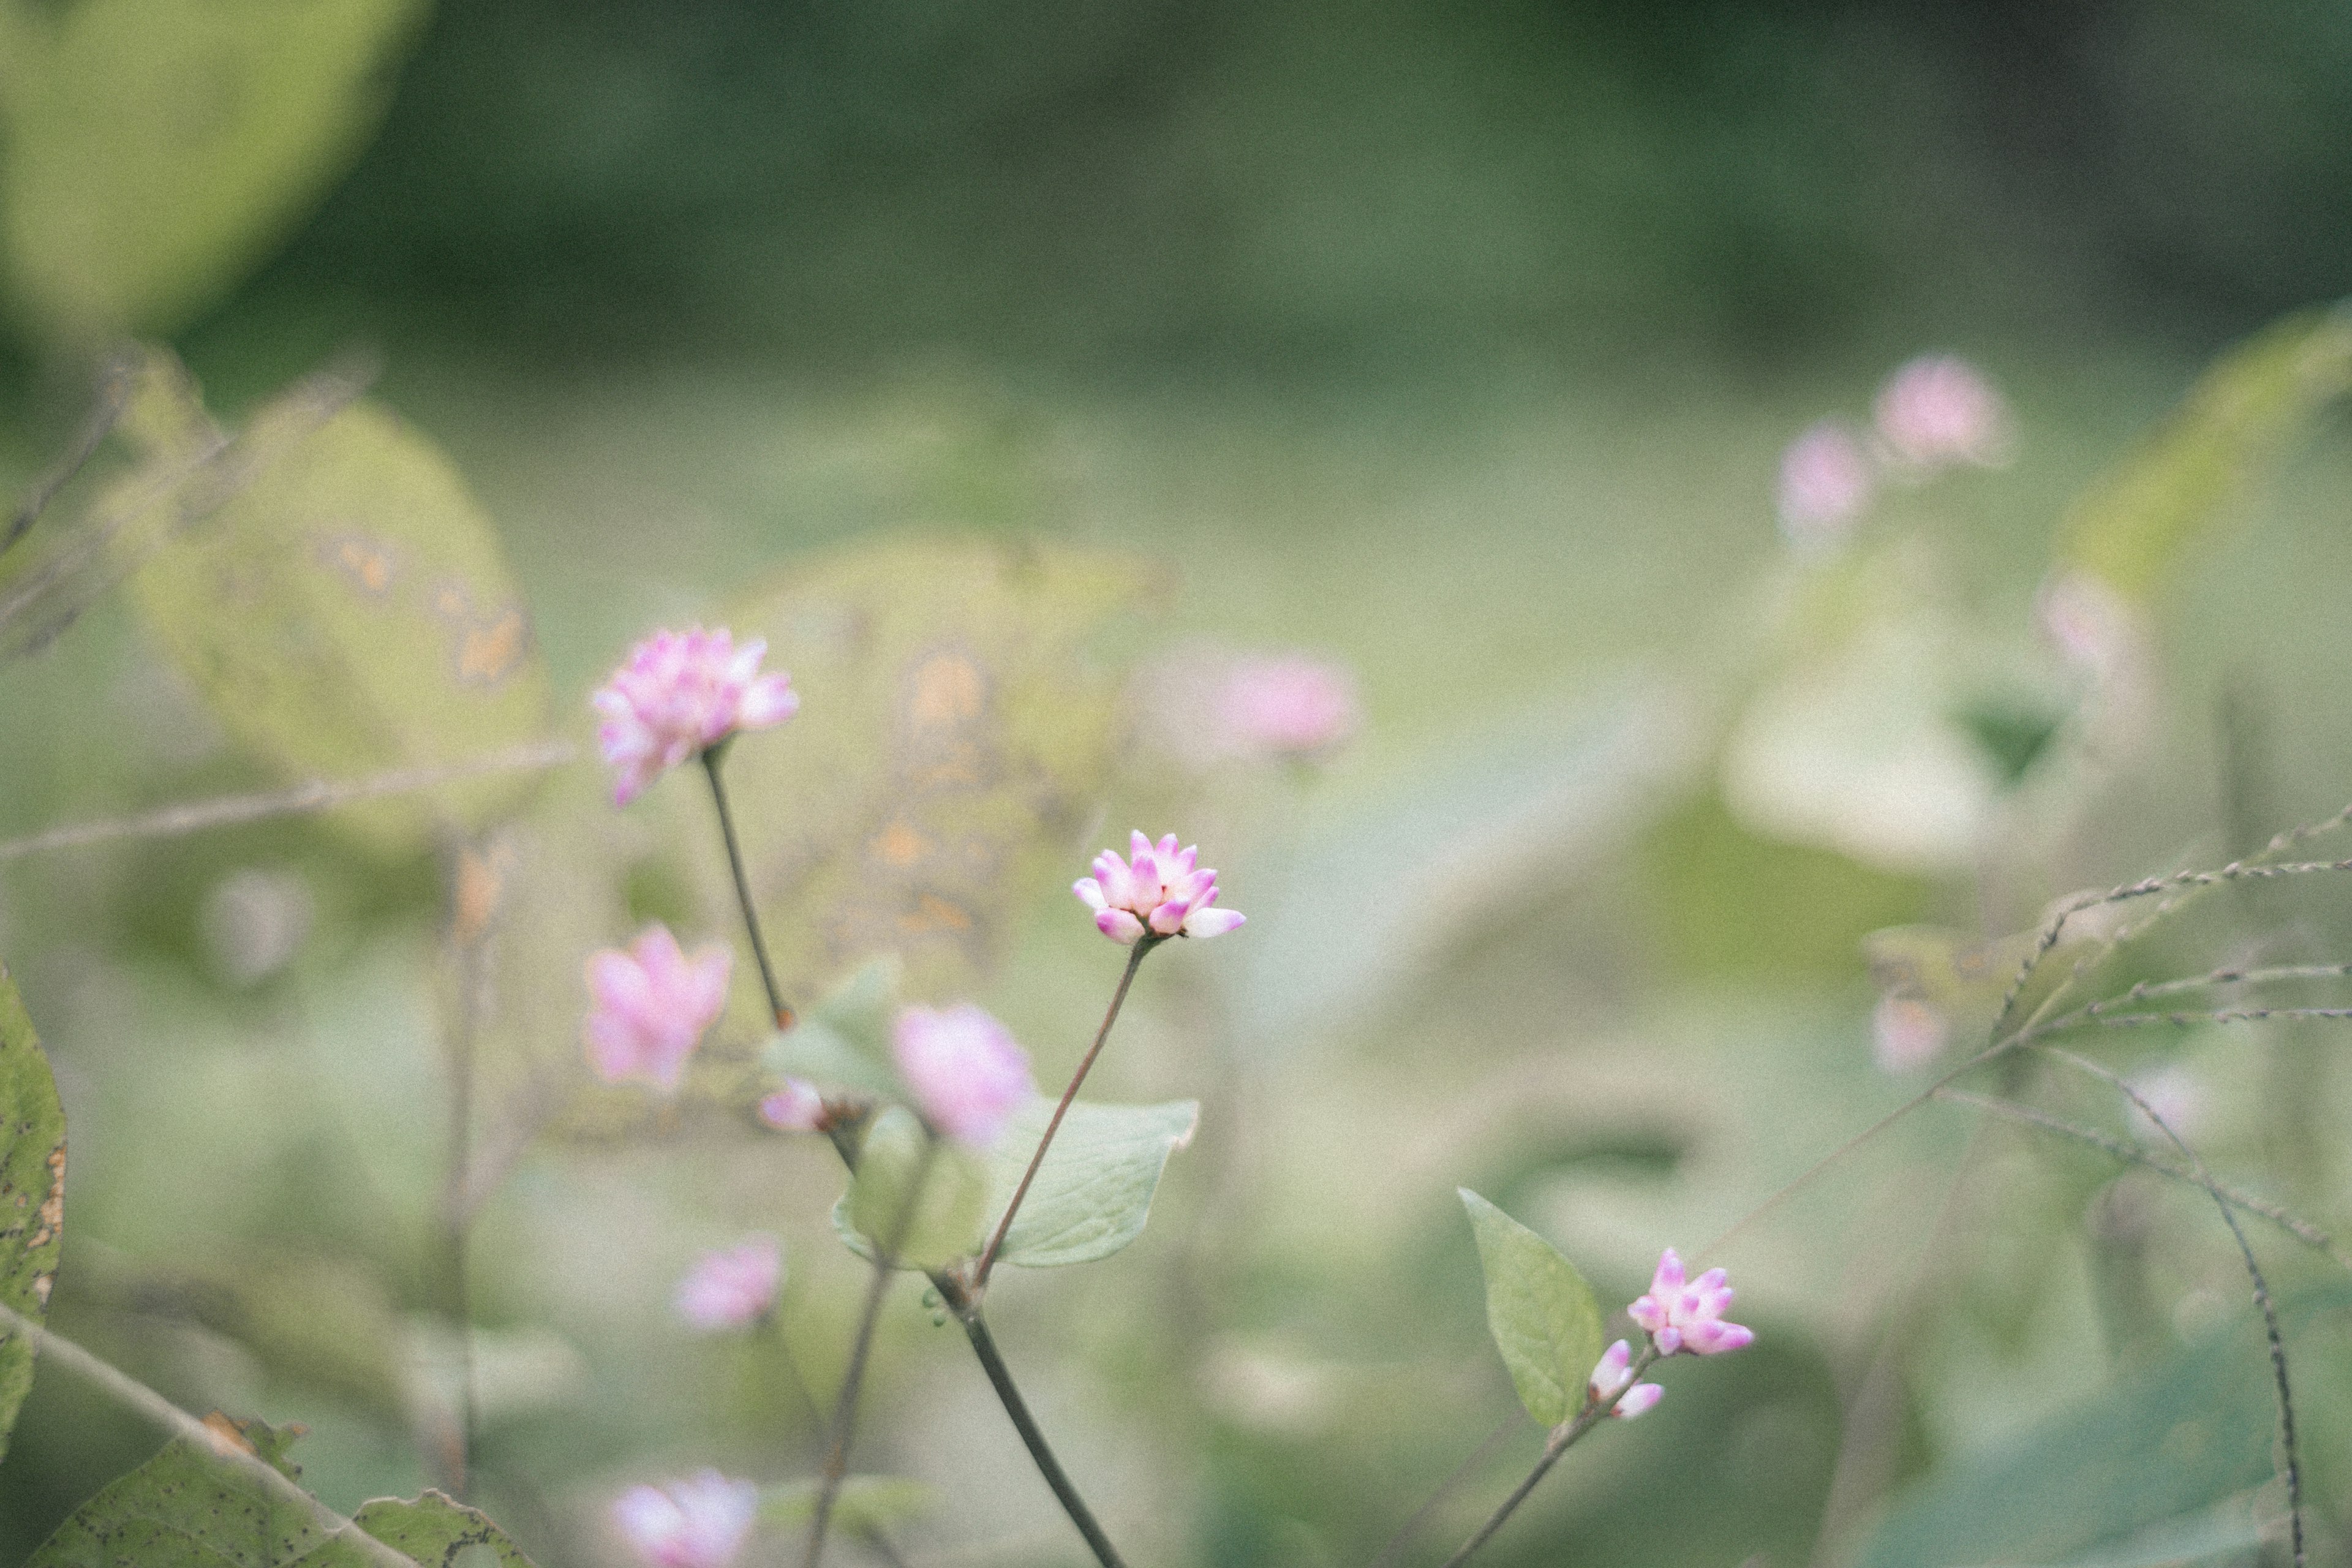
[1438,1345,1660,1568]
[439,845,498,1499]
[974,938,1156,1286]
[940,1282,1130,1568]
[805,1138,939,1568]
[1365,1411,1522,1568]
[702,745,793,1030]
[2092,962,2352,1008]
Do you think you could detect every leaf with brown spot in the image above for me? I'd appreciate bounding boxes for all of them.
[0,959,65,1462]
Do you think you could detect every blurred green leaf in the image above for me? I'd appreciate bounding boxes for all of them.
[2059,305,2352,601]
[0,0,429,339]
[760,1474,936,1532]
[987,1098,1199,1268]
[26,1417,537,1565]
[1460,1188,1602,1428]
[124,350,552,850]
[840,1107,991,1270]
[763,958,908,1101]
[183,1251,410,1421]
[1854,1290,2352,1568]
[0,961,64,1462]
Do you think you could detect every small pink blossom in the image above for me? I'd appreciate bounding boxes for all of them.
[1872,995,1950,1074]
[758,1078,826,1132]
[1588,1339,1663,1420]
[612,1470,760,1568]
[583,925,732,1092]
[1074,832,1245,944]
[593,627,799,805]
[673,1235,783,1331]
[891,1003,1035,1147]
[1776,420,1874,549]
[1222,655,1360,760]
[1628,1248,1754,1357]
[1874,355,2012,471]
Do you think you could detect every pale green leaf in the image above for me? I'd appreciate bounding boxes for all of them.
[0,960,65,1462]
[2059,305,2352,601]
[0,0,430,339]
[124,352,552,850]
[1460,1188,1602,1428]
[762,958,907,1101]
[840,1107,992,1270]
[986,1098,1199,1268]
[348,1492,538,1567]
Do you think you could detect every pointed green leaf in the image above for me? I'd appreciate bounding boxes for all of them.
[986,1099,1199,1268]
[1460,1188,1602,1428]
[0,961,65,1463]
[26,1418,539,1566]
[840,1107,991,1270]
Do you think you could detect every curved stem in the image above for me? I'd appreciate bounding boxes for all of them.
[701,745,793,1029]
[1365,1411,1521,1568]
[1436,1345,1659,1568]
[974,938,1156,1286]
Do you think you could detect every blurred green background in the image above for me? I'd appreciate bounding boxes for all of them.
[3,1,2352,1564]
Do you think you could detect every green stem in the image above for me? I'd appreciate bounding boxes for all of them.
[701,745,793,1029]
[973,937,1157,1286]
[1434,1345,1659,1568]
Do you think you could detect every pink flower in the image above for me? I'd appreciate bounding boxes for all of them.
[891,1003,1035,1147]
[1588,1340,1662,1420]
[612,1470,760,1568]
[758,1078,825,1132]
[1872,994,1949,1074]
[1073,832,1246,944]
[1874,355,2011,471]
[583,925,732,1092]
[1628,1248,1753,1357]
[1222,655,1361,760]
[672,1235,783,1331]
[1776,420,1874,549]
[593,627,799,805]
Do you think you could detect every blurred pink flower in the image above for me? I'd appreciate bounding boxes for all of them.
[1074,832,1246,944]
[1874,355,2012,470]
[1588,1339,1662,1420]
[892,1003,1035,1147]
[1629,1248,1754,1357]
[1872,994,1950,1074]
[2037,570,2141,683]
[593,627,799,805]
[1776,420,1874,548]
[758,1078,825,1132]
[612,1471,760,1568]
[673,1235,783,1332]
[1222,655,1360,760]
[583,925,732,1091]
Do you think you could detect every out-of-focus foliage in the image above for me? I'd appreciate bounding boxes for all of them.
[0,0,428,343]
[0,963,63,1464]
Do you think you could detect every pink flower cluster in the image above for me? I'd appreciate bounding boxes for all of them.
[1776,420,1874,548]
[594,627,799,805]
[673,1235,782,1332]
[1074,832,1245,945]
[1629,1248,1754,1357]
[1774,355,2011,551]
[583,925,732,1092]
[892,1003,1035,1147]
[1588,1340,1662,1420]
[1221,655,1360,760]
[612,1471,759,1568]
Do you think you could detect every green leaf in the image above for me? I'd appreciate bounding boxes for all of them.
[1459,1188,1602,1428]
[762,959,907,1101]
[760,1474,936,1532]
[840,1107,992,1270]
[1853,1289,2352,1568]
[123,351,552,850]
[0,0,430,339]
[0,960,65,1463]
[986,1098,1199,1268]
[2059,305,2352,601]
[26,1417,540,1566]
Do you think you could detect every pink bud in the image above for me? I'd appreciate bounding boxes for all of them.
[1221,655,1361,760]
[1588,1340,1663,1419]
[592,626,799,805]
[612,1470,760,1568]
[1872,995,1949,1074]
[1873,355,2012,471]
[672,1235,783,1332]
[582,925,732,1092]
[1627,1248,1754,1357]
[1073,831,1245,945]
[891,1003,1035,1147]
[758,1078,825,1132]
[1776,420,1874,549]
